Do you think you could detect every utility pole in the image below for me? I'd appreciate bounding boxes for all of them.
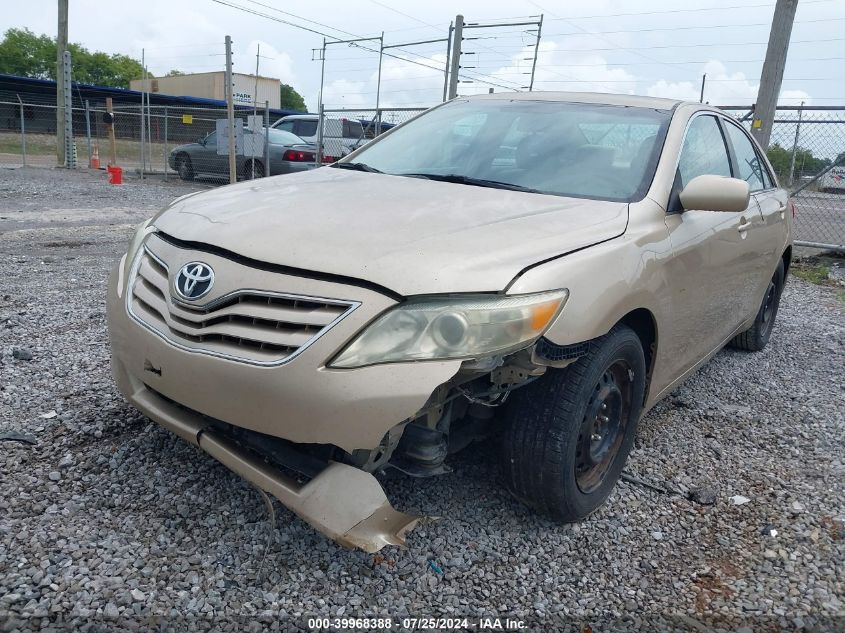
[751,0,799,149]
[699,74,707,103]
[61,51,74,168]
[140,48,146,179]
[225,35,236,184]
[316,39,326,166]
[447,14,464,99]
[375,32,384,135]
[56,0,68,166]
[442,22,453,102]
[528,14,543,91]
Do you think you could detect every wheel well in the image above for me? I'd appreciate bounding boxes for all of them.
[619,308,657,401]
[782,245,792,278]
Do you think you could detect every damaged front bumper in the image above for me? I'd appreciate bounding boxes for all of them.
[117,366,419,552]
[105,236,462,551]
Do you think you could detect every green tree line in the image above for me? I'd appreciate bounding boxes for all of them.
[766,144,836,182]
[0,28,307,110]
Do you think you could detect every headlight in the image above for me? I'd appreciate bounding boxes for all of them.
[330,290,568,368]
[116,219,154,298]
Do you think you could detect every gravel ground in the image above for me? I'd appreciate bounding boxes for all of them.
[1,166,843,632]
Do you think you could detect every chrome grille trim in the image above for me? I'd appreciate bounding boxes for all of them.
[126,244,360,366]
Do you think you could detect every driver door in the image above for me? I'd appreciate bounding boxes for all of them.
[661,114,768,381]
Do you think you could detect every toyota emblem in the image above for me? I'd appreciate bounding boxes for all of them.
[175,262,214,300]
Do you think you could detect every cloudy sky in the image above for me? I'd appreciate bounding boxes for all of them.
[4,0,844,111]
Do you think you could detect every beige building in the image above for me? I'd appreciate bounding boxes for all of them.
[130,72,281,109]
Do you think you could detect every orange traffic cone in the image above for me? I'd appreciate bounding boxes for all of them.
[90,143,101,169]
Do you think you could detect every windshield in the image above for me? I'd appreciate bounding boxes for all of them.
[345,99,671,201]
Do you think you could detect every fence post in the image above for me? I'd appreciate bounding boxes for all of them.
[788,101,804,187]
[84,100,92,168]
[163,106,169,181]
[316,103,324,165]
[16,94,26,167]
[62,50,75,168]
[264,101,270,177]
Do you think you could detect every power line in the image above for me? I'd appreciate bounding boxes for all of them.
[507,56,845,68]
[545,0,834,21]
[541,36,845,53]
[534,77,840,83]
[541,14,845,37]
[211,0,523,91]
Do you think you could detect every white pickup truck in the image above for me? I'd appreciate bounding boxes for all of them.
[271,115,367,162]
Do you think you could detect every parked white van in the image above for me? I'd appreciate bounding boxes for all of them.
[820,165,845,193]
[271,115,367,161]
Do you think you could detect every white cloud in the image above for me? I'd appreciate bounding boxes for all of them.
[646,60,812,105]
[236,40,297,87]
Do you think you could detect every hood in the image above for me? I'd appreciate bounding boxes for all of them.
[152,168,627,296]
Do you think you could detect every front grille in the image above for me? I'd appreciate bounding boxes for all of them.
[128,248,357,365]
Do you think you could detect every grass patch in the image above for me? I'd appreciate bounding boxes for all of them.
[791,264,831,285]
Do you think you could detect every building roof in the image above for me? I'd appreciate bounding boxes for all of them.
[0,73,306,117]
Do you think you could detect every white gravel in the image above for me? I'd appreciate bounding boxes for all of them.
[1,166,843,631]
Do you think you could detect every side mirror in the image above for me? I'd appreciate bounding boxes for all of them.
[198,137,206,146]
[679,175,750,212]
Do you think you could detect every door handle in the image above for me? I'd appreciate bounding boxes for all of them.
[738,218,751,232]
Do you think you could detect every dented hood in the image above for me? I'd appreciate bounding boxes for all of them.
[153,168,627,296]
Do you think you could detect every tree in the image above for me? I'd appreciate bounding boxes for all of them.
[0,28,54,78]
[165,69,185,77]
[0,27,145,88]
[279,83,307,112]
[767,143,832,182]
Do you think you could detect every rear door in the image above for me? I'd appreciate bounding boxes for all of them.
[662,113,768,379]
[723,120,788,294]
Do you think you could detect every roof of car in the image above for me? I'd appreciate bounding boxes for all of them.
[464,91,683,110]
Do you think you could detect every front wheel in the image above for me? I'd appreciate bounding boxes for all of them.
[501,325,646,521]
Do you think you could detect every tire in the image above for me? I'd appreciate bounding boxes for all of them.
[243,159,265,180]
[175,154,194,181]
[501,325,646,521]
[728,258,785,352]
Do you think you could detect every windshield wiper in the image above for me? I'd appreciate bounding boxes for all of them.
[400,173,541,193]
[331,162,383,173]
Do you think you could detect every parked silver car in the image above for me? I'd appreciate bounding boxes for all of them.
[168,127,317,181]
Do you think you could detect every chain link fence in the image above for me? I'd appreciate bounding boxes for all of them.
[0,97,279,182]
[0,96,430,180]
[2,94,842,250]
[316,107,428,163]
[721,105,845,250]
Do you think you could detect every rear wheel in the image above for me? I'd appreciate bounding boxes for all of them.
[175,154,194,181]
[501,325,646,521]
[728,258,785,352]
